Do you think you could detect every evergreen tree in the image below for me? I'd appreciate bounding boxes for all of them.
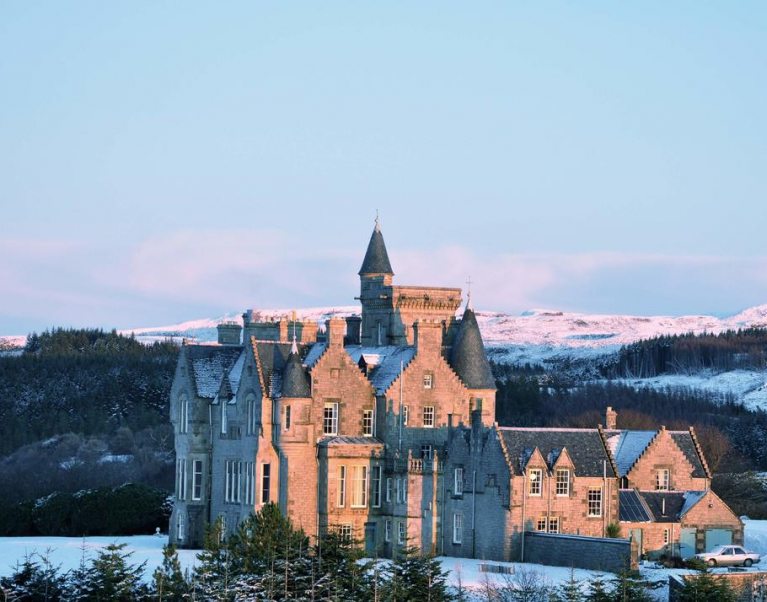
[382,545,453,602]
[313,530,375,600]
[66,543,147,602]
[584,576,612,602]
[550,569,584,602]
[608,570,660,602]
[151,545,189,601]
[193,518,236,602]
[0,551,66,601]
[676,571,736,602]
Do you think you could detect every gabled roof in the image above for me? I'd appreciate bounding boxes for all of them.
[358,224,393,275]
[604,429,708,478]
[638,492,687,523]
[619,489,653,522]
[624,490,709,523]
[498,428,616,477]
[670,432,708,478]
[449,307,496,390]
[252,341,312,399]
[346,345,416,395]
[187,345,244,399]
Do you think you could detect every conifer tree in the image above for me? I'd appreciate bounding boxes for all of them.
[75,543,147,601]
[584,576,612,602]
[550,569,584,602]
[0,551,66,602]
[193,518,236,601]
[382,544,452,602]
[151,544,189,601]
[676,571,736,602]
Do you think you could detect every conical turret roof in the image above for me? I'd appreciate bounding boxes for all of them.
[450,307,496,390]
[358,221,394,276]
[281,343,311,398]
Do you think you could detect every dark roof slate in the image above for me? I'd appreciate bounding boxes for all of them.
[449,308,496,389]
[619,490,653,522]
[358,226,394,275]
[318,436,384,447]
[253,341,310,398]
[187,345,243,399]
[282,350,311,398]
[639,492,686,523]
[670,432,708,478]
[498,428,616,477]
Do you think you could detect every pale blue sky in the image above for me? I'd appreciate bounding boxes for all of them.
[1,2,766,333]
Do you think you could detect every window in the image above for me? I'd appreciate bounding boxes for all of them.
[555,469,570,496]
[244,462,255,505]
[403,478,407,502]
[547,517,560,534]
[352,466,368,507]
[536,517,547,532]
[402,405,409,426]
[372,466,382,508]
[192,460,203,500]
[323,402,339,435]
[423,373,433,389]
[339,524,352,542]
[330,368,340,379]
[663,528,670,545]
[338,466,346,507]
[224,460,241,503]
[398,521,406,545]
[246,395,257,435]
[421,445,433,460]
[423,406,435,428]
[176,459,187,500]
[261,463,271,504]
[285,405,291,430]
[385,519,392,542]
[362,409,374,436]
[395,478,402,503]
[179,396,189,434]
[588,488,602,517]
[219,515,227,542]
[656,469,670,491]
[454,468,464,495]
[529,469,542,496]
[386,478,392,503]
[453,514,463,544]
[221,401,227,435]
[176,512,185,541]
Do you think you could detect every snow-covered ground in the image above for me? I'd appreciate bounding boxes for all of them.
[3,520,767,598]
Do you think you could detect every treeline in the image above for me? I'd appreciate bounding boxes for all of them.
[603,328,767,378]
[0,328,178,456]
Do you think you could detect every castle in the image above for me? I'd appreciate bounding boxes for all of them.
[169,221,741,564]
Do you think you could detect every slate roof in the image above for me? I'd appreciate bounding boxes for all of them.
[346,345,416,395]
[358,225,393,275]
[303,343,327,369]
[187,345,244,399]
[282,349,311,398]
[639,492,687,523]
[498,428,616,477]
[670,432,708,478]
[252,341,311,398]
[619,490,653,522]
[317,436,384,447]
[605,430,656,477]
[449,308,496,390]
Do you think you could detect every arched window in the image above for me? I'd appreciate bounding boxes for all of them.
[176,512,186,541]
[246,394,258,435]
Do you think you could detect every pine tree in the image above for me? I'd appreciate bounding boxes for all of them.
[382,545,453,602]
[550,569,584,602]
[584,576,612,602]
[78,543,147,601]
[0,551,66,601]
[609,569,660,602]
[151,544,189,601]
[193,518,236,602]
[676,571,736,602]
[313,530,374,600]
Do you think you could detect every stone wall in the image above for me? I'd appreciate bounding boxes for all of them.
[669,572,767,602]
[523,532,632,573]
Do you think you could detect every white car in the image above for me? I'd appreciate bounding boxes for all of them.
[695,545,760,567]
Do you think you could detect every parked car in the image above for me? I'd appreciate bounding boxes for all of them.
[695,545,760,567]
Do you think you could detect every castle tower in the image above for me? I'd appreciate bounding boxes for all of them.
[359,219,396,346]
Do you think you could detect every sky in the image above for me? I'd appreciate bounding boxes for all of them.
[1,2,766,334]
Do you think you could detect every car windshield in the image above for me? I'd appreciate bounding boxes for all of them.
[711,547,728,555]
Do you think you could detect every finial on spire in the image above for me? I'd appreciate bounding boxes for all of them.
[374,209,380,232]
[465,276,474,311]
[291,311,298,354]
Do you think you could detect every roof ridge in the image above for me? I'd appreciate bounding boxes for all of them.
[687,426,712,479]
[250,336,268,398]
[597,425,620,479]
[624,428,664,477]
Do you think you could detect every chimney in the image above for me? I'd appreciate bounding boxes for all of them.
[217,322,242,345]
[606,406,617,430]
[345,316,362,345]
[413,320,442,356]
[326,318,346,348]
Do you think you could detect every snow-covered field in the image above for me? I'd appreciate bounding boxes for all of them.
[3,520,767,599]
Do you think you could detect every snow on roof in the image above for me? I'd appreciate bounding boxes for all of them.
[302,343,327,368]
[680,491,707,517]
[345,345,416,394]
[226,350,245,400]
[606,430,656,477]
[188,345,243,399]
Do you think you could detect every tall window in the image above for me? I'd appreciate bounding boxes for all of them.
[423,406,435,428]
[588,488,603,517]
[386,478,392,503]
[453,514,463,544]
[192,460,203,500]
[395,478,401,503]
[362,409,374,436]
[176,459,187,500]
[402,406,409,426]
[176,512,185,541]
[421,445,433,460]
[338,466,346,507]
[372,466,382,508]
[221,402,227,435]
[454,467,464,495]
[352,466,368,507]
[423,373,433,389]
[656,469,670,491]
[547,517,560,533]
[285,405,291,430]
[398,522,406,545]
[555,469,570,496]
[339,524,352,543]
[244,462,255,505]
[323,402,339,435]
[529,469,542,496]
[536,517,547,531]
[261,463,271,504]
[179,396,189,434]
[663,528,670,545]
[225,460,242,503]
[246,395,257,435]
[385,519,392,542]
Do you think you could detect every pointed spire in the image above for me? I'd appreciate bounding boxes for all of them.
[450,303,495,390]
[290,334,298,355]
[465,276,473,311]
[282,342,311,398]
[358,216,394,276]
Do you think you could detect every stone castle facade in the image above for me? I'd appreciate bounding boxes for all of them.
[169,222,741,563]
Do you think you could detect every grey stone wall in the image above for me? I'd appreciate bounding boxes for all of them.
[523,532,631,573]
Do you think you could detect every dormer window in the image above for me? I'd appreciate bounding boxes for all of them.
[656,469,670,491]
[529,469,542,496]
[423,373,433,389]
[555,469,570,496]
